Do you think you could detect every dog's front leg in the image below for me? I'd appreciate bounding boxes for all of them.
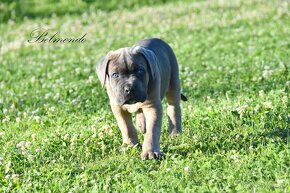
[111,104,139,146]
[141,102,162,160]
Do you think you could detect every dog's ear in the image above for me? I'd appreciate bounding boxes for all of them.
[96,51,119,88]
[96,56,110,88]
[130,46,158,80]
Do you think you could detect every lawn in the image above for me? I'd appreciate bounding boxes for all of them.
[0,0,289,192]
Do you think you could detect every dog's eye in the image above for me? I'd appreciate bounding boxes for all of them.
[112,73,120,79]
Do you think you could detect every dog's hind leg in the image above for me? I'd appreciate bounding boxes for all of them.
[165,69,182,136]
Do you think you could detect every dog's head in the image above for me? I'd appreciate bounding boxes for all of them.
[96,46,158,105]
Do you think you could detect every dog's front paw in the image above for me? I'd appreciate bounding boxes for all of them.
[141,151,162,160]
[169,130,182,137]
[122,137,140,147]
[122,142,142,148]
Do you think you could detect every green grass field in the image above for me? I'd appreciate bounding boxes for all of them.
[0,0,289,192]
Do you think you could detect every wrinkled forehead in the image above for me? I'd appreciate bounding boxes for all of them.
[108,48,147,72]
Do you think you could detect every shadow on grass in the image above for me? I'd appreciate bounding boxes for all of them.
[262,127,289,143]
[162,126,289,159]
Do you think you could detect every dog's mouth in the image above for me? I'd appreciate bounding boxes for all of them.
[124,99,138,105]
[119,93,147,106]
[123,96,146,105]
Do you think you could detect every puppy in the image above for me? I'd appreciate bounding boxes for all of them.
[96,38,187,160]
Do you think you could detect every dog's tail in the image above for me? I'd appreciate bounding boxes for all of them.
[181,93,187,101]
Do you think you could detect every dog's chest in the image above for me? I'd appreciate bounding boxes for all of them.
[122,103,142,113]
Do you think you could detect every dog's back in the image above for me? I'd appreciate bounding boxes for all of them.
[134,38,179,100]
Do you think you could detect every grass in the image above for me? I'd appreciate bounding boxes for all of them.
[0,0,289,192]
[0,0,195,22]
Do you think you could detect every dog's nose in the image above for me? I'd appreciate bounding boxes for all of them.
[124,85,135,94]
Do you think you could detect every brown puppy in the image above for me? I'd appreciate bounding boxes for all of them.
[96,38,187,160]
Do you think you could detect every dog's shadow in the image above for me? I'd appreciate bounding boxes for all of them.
[161,126,289,159]
[261,127,289,142]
